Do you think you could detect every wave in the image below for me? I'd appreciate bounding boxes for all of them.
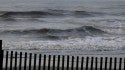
[0,26,107,38]
[0,10,105,18]
[3,37,125,54]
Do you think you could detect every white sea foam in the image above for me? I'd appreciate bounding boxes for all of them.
[3,36,125,51]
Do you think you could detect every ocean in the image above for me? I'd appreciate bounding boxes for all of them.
[0,0,125,56]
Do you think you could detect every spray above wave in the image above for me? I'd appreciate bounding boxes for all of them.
[0,26,107,39]
[0,10,105,18]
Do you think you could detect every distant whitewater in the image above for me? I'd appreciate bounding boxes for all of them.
[0,0,125,55]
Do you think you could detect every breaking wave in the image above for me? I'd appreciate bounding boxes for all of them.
[0,26,107,38]
[0,10,105,18]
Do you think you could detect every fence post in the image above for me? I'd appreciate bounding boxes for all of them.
[71,56,74,70]
[52,55,56,70]
[66,55,69,70]
[0,40,3,70]
[81,57,84,70]
[19,52,22,70]
[90,57,94,70]
[0,40,2,51]
[105,57,108,70]
[76,56,79,70]
[86,57,89,70]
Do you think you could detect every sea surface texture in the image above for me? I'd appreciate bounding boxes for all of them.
[0,0,125,55]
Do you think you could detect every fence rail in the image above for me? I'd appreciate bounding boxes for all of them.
[0,40,125,70]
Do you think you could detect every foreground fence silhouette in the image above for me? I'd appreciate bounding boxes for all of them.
[0,40,125,70]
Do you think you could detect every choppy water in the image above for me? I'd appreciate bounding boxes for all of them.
[0,0,125,55]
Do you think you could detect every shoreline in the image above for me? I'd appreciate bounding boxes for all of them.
[3,50,125,57]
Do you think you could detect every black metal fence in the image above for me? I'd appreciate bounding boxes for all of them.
[0,40,125,70]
